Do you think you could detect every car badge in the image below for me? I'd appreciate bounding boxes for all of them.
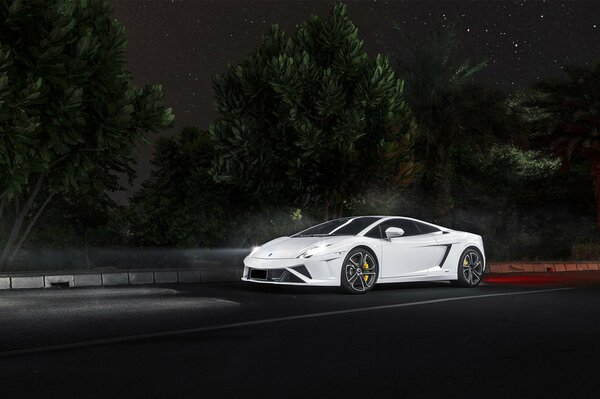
[268,253,273,257]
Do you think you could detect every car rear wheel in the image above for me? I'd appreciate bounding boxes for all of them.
[340,248,378,294]
[452,247,484,287]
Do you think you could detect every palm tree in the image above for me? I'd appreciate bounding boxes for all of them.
[397,26,512,226]
[531,62,600,227]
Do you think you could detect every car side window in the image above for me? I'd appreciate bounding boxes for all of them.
[332,217,381,236]
[364,224,383,239]
[365,219,423,238]
[374,219,421,237]
[413,221,440,234]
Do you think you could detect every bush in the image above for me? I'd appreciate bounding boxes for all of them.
[572,242,600,261]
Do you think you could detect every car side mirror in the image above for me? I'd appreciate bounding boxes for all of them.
[385,227,405,239]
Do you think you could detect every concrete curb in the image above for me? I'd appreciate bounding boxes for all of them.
[0,267,243,290]
[11,276,44,289]
[0,277,10,290]
[488,262,600,274]
[74,274,102,287]
[1,261,596,289]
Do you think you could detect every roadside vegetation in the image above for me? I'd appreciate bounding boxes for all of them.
[1,2,599,270]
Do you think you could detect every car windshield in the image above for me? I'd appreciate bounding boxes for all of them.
[292,217,381,237]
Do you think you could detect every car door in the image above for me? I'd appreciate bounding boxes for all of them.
[376,219,438,279]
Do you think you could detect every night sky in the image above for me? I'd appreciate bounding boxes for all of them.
[111,0,600,197]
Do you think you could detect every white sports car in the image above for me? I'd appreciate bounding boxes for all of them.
[242,216,485,294]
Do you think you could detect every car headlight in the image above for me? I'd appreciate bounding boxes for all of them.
[298,243,332,258]
[249,246,260,257]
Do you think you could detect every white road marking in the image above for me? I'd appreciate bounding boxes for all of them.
[0,287,572,358]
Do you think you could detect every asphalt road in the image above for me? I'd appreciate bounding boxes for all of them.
[1,273,600,398]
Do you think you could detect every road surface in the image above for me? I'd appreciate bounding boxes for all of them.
[0,273,599,398]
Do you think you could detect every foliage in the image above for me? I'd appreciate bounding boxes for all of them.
[225,207,318,247]
[31,192,125,247]
[209,3,417,218]
[506,89,550,126]
[128,127,229,247]
[572,241,600,261]
[530,63,600,163]
[477,145,560,196]
[128,126,321,248]
[15,191,128,269]
[451,142,595,260]
[397,24,514,226]
[0,0,174,268]
[523,62,600,227]
[3,1,599,268]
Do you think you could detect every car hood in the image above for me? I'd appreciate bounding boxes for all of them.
[252,236,350,259]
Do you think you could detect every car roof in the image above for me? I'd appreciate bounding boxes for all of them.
[294,216,449,237]
[351,215,448,235]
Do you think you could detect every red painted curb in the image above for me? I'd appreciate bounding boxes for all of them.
[488,262,600,273]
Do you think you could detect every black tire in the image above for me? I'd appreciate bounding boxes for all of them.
[452,247,484,287]
[340,247,378,294]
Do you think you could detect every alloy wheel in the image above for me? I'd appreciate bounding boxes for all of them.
[344,251,377,293]
[462,249,483,286]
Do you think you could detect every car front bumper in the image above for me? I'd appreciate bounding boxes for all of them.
[242,254,344,286]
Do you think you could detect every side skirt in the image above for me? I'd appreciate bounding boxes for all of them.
[377,274,458,284]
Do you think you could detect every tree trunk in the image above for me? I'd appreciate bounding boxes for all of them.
[0,195,7,234]
[591,156,600,229]
[0,173,45,270]
[84,233,92,270]
[326,197,344,220]
[0,189,7,222]
[324,194,343,220]
[8,191,55,263]
[431,157,454,227]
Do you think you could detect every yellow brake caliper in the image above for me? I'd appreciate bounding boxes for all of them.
[463,258,469,267]
[363,262,369,282]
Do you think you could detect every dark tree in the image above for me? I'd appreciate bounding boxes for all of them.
[128,127,231,247]
[209,3,417,219]
[0,0,174,268]
[530,62,600,227]
[397,26,512,226]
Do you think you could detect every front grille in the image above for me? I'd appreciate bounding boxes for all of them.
[249,269,267,280]
[278,271,304,283]
[291,265,312,279]
[247,267,306,283]
[267,269,285,280]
